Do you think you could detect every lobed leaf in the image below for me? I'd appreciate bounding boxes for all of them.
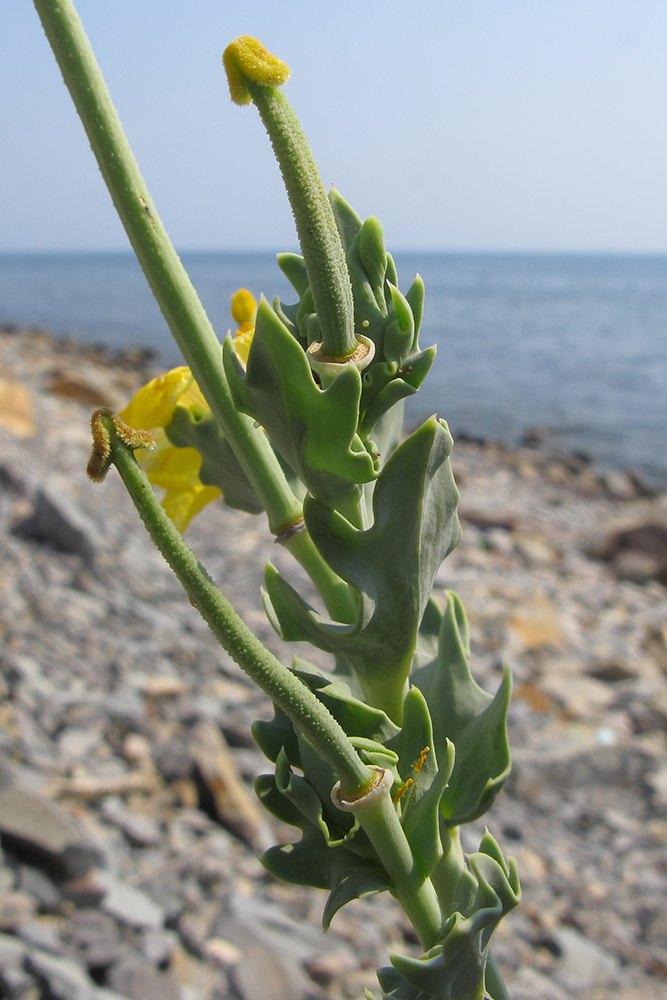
[413,594,511,827]
[223,299,377,506]
[264,417,461,706]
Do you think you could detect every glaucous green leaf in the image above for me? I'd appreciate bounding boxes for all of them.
[387,687,455,878]
[378,832,520,1000]
[222,299,377,505]
[263,418,461,716]
[413,593,511,827]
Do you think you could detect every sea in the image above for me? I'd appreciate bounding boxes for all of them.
[1,250,666,487]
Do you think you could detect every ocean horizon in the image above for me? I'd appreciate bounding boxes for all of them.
[1,249,666,487]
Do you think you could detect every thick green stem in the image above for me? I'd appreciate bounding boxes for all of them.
[33,0,301,535]
[334,769,442,950]
[279,527,357,624]
[245,80,357,360]
[358,674,409,727]
[101,418,373,799]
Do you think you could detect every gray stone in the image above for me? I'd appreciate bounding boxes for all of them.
[0,964,38,1000]
[107,957,181,1000]
[0,930,29,993]
[229,944,312,1000]
[18,863,62,912]
[221,893,341,965]
[12,482,98,565]
[58,726,104,762]
[27,947,98,1000]
[0,929,28,958]
[0,760,102,879]
[551,926,620,992]
[141,928,178,966]
[96,871,165,930]
[506,965,570,1000]
[94,990,138,1000]
[152,737,192,783]
[16,917,63,953]
[65,909,126,970]
[100,798,162,848]
[584,515,667,584]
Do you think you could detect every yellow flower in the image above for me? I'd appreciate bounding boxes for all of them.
[119,290,258,532]
[119,367,221,532]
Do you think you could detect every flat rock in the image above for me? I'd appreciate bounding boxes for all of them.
[506,965,570,1000]
[0,759,102,879]
[551,926,620,992]
[583,508,667,584]
[100,798,162,848]
[27,947,99,1000]
[18,863,63,912]
[12,481,97,565]
[229,943,312,1000]
[95,871,165,930]
[107,956,181,1000]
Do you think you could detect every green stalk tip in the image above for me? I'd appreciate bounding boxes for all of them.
[222,36,357,361]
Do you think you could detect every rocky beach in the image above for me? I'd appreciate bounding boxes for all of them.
[1,324,667,1000]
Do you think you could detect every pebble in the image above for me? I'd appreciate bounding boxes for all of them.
[95,872,165,930]
[1,327,667,999]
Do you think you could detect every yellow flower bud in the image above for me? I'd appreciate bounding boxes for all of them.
[231,287,257,326]
[230,288,257,368]
[223,36,290,106]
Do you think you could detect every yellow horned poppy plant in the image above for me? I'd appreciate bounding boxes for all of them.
[120,291,257,531]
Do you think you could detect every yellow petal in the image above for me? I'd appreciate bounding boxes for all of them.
[233,328,255,368]
[162,484,222,532]
[120,367,194,430]
[231,288,257,326]
[140,432,203,490]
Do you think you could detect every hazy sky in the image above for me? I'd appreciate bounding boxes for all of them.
[2,1,666,253]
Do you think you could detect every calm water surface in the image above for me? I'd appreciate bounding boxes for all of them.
[1,250,665,485]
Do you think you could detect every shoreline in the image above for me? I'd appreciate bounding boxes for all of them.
[3,322,663,502]
[1,322,667,995]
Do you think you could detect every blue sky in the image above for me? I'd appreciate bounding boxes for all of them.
[2,0,666,252]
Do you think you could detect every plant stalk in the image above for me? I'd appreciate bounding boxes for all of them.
[100,415,373,800]
[279,527,357,624]
[244,78,357,360]
[335,769,442,950]
[32,0,301,536]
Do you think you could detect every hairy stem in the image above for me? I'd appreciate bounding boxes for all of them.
[247,81,357,359]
